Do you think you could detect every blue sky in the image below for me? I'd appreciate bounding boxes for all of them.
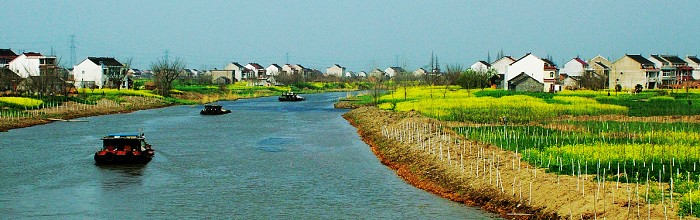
[2,0,699,72]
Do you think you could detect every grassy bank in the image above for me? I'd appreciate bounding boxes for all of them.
[344,106,672,219]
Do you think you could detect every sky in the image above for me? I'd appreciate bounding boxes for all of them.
[2,0,699,72]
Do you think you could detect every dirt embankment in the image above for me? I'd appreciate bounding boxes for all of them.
[0,96,171,132]
[343,107,673,219]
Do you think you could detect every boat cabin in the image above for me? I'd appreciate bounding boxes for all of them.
[102,133,147,152]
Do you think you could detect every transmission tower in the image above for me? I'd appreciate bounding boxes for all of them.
[69,35,76,67]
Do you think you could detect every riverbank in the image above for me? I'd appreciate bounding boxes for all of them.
[343,106,672,219]
[0,96,172,132]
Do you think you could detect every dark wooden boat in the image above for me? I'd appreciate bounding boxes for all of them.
[278,92,305,102]
[94,133,154,164]
[200,104,231,115]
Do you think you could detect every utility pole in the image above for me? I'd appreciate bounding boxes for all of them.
[285,52,289,64]
[164,49,169,61]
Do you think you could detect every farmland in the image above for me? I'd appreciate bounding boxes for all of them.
[357,86,700,217]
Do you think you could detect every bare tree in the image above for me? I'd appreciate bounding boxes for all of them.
[151,57,185,97]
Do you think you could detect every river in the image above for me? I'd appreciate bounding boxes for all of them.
[0,92,498,219]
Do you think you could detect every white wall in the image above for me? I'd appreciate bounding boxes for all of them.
[560,59,585,76]
[73,59,104,88]
[8,55,40,78]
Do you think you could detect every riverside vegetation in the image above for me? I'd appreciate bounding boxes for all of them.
[0,81,365,131]
[341,86,700,219]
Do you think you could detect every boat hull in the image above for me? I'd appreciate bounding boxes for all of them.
[200,109,231,115]
[94,151,154,165]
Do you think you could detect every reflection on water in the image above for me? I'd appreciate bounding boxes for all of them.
[0,92,499,219]
[97,164,146,190]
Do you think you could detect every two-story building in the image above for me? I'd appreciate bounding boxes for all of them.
[505,53,558,92]
[685,56,700,80]
[326,64,345,77]
[384,67,405,77]
[72,57,125,89]
[610,54,659,90]
[649,54,693,87]
[266,64,282,76]
[0,49,18,68]
[470,61,490,72]
[8,52,58,78]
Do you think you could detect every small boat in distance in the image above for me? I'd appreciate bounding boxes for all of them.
[200,104,232,115]
[94,133,155,164]
[278,92,305,102]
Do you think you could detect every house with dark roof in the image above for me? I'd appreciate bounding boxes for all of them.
[505,53,558,92]
[470,61,491,71]
[384,67,405,77]
[649,54,694,87]
[507,72,544,92]
[0,49,19,68]
[266,64,282,76]
[8,52,58,78]
[72,57,125,89]
[244,63,266,79]
[685,55,700,80]
[326,64,345,77]
[610,54,660,90]
[560,57,589,77]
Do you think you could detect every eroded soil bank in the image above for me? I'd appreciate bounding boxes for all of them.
[343,106,672,219]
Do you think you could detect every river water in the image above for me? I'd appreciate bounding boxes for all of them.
[0,92,498,219]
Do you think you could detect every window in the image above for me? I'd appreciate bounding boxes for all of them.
[549,72,554,78]
[82,70,85,75]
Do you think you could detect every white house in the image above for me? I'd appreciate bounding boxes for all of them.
[224,62,246,81]
[490,56,516,76]
[384,67,405,77]
[506,53,558,92]
[72,57,125,89]
[326,64,345,77]
[245,63,266,79]
[470,61,491,71]
[356,71,367,77]
[369,69,385,77]
[266,64,282,76]
[685,56,700,79]
[8,52,58,78]
[413,68,427,76]
[559,57,588,77]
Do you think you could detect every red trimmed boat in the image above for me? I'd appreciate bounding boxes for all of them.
[94,133,155,164]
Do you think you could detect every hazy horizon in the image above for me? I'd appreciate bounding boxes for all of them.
[3,0,699,72]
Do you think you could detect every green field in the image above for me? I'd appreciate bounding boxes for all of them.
[365,86,700,216]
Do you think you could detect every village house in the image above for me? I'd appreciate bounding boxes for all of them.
[326,64,345,77]
[0,49,19,68]
[685,56,700,80]
[266,64,282,76]
[384,67,405,77]
[8,52,58,78]
[505,53,558,92]
[559,57,588,77]
[356,71,367,77]
[610,54,659,90]
[489,56,516,88]
[413,68,427,76]
[649,54,693,87]
[558,57,590,90]
[369,69,385,77]
[72,57,126,89]
[245,63,266,79]
[470,61,490,71]
[588,55,612,77]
